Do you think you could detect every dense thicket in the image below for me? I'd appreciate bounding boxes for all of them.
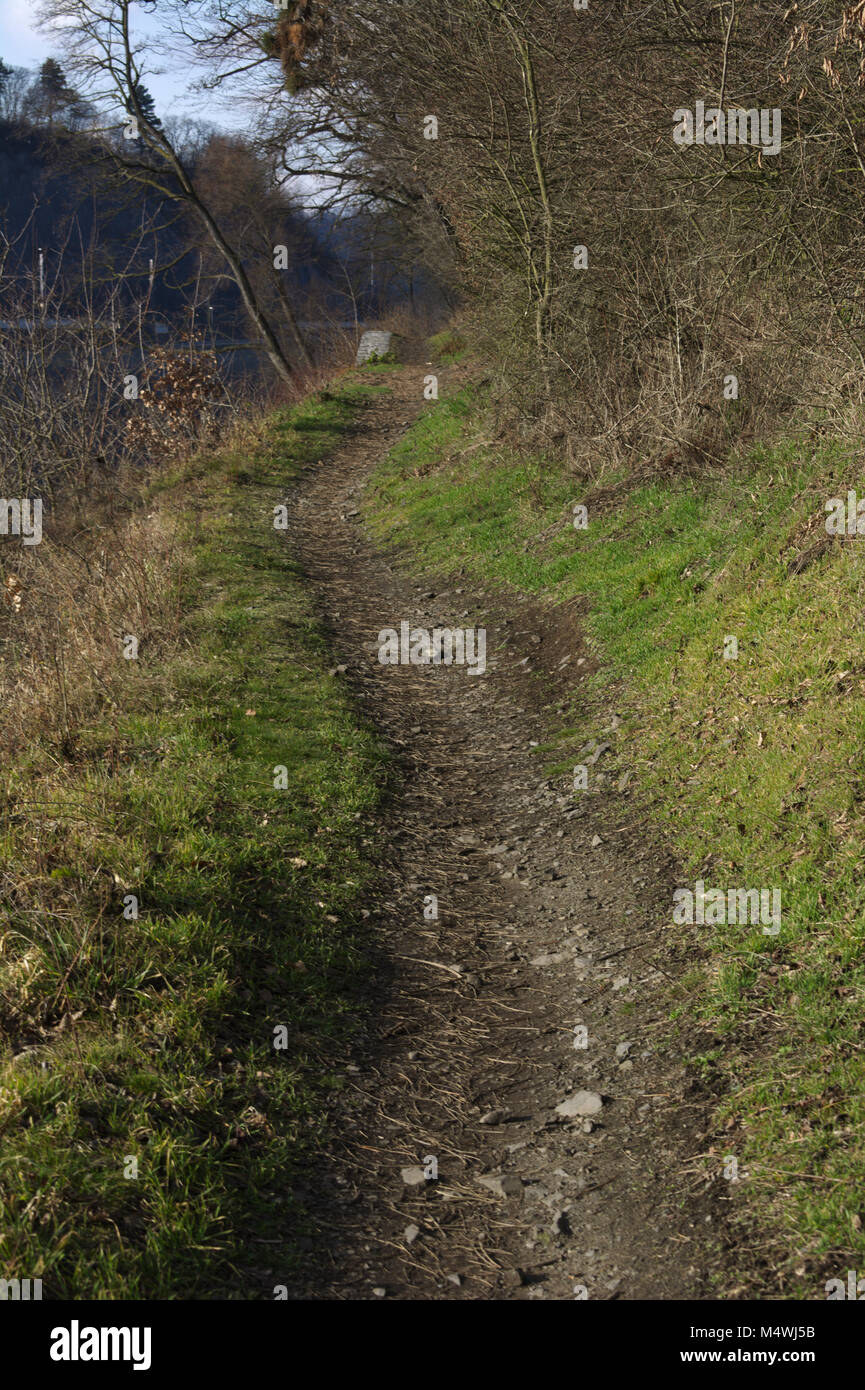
[0,47,442,350]
[184,0,865,469]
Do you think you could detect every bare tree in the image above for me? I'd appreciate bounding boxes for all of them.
[37,0,303,384]
[68,0,865,460]
[193,132,313,368]
[0,64,33,123]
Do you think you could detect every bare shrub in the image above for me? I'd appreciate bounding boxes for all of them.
[124,342,224,459]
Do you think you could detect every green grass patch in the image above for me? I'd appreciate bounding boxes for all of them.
[426,329,468,364]
[0,379,386,1298]
[365,380,865,1293]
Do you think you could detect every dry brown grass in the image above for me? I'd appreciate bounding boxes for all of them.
[0,492,186,758]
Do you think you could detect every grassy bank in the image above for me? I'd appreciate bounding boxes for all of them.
[365,378,865,1295]
[0,379,386,1298]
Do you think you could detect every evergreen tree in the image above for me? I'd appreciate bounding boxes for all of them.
[39,58,68,97]
[126,80,162,133]
[26,58,85,129]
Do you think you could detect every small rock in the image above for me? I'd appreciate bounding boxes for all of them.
[372,1287,386,1297]
[404,1224,420,1245]
[530,952,567,967]
[355,329,394,365]
[555,1090,604,1119]
[478,1173,524,1198]
[401,1166,428,1187]
[479,1109,506,1126]
[446,1273,462,1287]
[615,1041,632,1059]
[591,835,603,848]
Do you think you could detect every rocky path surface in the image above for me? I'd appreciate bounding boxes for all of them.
[284,365,730,1300]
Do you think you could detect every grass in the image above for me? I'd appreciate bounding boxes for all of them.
[426,329,468,364]
[365,380,865,1295]
[0,378,387,1298]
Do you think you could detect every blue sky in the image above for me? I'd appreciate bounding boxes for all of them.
[0,2,325,203]
[0,0,54,68]
[0,0,217,124]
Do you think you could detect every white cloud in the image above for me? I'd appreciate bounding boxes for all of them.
[0,0,52,64]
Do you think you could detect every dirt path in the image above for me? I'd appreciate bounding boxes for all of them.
[284,364,731,1301]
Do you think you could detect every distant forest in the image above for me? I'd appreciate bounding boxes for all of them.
[0,56,449,365]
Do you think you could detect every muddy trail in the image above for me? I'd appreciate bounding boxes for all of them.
[283,362,733,1301]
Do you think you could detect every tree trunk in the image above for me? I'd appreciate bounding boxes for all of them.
[274,277,314,370]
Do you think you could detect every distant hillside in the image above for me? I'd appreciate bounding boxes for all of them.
[0,119,344,337]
